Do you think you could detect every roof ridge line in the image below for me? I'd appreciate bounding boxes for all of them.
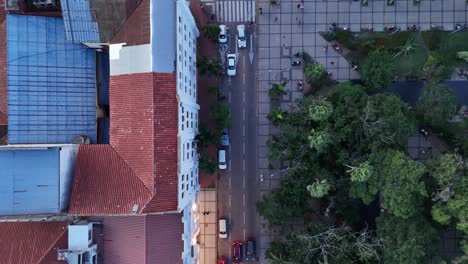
[36,223,68,264]
[109,0,147,44]
[108,144,154,203]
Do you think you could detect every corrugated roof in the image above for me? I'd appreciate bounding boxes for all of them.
[68,144,153,215]
[101,214,183,264]
[0,11,7,126]
[0,221,68,264]
[61,0,100,43]
[0,148,61,215]
[7,14,96,144]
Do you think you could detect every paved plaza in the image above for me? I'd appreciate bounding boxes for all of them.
[256,0,468,262]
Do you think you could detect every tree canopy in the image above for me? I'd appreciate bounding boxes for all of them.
[361,49,396,91]
[417,82,457,128]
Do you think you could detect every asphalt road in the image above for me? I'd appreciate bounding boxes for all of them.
[217,22,259,263]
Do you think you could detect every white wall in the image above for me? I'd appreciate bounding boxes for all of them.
[109,44,152,75]
[59,144,79,212]
[176,0,200,214]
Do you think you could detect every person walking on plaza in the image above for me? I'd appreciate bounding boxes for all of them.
[259,7,263,14]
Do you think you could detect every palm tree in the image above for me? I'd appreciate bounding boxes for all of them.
[394,38,419,58]
[269,81,288,97]
[267,107,286,125]
[307,179,332,198]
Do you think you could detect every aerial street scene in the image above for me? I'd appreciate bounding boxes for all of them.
[0,0,467,263]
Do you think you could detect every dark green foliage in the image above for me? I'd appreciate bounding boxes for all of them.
[196,56,222,76]
[209,102,230,129]
[361,49,396,90]
[377,214,438,264]
[199,155,217,174]
[417,82,457,128]
[203,24,221,41]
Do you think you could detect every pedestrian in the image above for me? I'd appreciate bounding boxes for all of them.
[259,7,263,14]
[275,16,278,22]
[323,46,328,53]
[296,17,298,22]
[330,61,334,65]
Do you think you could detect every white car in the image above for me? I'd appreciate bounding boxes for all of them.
[237,25,246,48]
[219,24,227,44]
[227,54,236,76]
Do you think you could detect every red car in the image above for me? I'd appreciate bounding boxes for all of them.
[217,256,227,264]
[232,241,243,263]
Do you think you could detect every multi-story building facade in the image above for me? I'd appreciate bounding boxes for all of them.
[0,0,200,263]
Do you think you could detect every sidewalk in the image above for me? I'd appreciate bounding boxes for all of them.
[190,2,219,264]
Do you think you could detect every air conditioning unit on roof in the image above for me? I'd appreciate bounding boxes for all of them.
[32,0,56,8]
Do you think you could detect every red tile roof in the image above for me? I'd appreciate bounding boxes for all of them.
[0,222,68,264]
[101,214,183,264]
[0,11,7,126]
[111,0,150,46]
[69,144,153,215]
[70,73,179,215]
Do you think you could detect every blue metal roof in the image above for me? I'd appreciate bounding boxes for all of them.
[61,0,100,43]
[7,14,96,144]
[0,148,60,215]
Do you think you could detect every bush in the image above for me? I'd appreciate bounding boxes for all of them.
[305,63,325,84]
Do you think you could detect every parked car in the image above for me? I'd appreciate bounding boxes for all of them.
[227,54,236,76]
[245,240,256,261]
[219,24,227,44]
[232,241,243,263]
[218,149,227,170]
[237,25,246,48]
[219,218,227,238]
[218,256,227,264]
[220,128,230,146]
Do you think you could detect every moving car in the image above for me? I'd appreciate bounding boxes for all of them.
[237,25,246,48]
[218,149,227,170]
[245,240,256,261]
[227,54,236,76]
[232,241,243,263]
[219,218,227,239]
[220,128,230,146]
[219,24,227,44]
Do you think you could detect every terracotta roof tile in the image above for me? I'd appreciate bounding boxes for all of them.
[111,0,150,46]
[110,73,155,191]
[100,214,183,264]
[68,144,153,215]
[0,222,68,264]
[70,72,179,214]
[143,73,178,212]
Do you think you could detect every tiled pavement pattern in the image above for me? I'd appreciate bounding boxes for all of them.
[256,0,468,262]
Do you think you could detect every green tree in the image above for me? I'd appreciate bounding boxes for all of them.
[199,155,217,174]
[305,62,325,84]
[308,97,333,122]
[422,51,456,82]
[363,94,416,149]
[394,37,419,58]
[377,214,438,264]
[267,107,287,126]
[346,161,373,182]
[307,128,331,153]
[194,123,219,149]
[210,102,230,129]
[361,49,396,91]
[269,81,288,98]
[203,24,221,41]
[266,224,383,264]
[417,82,457,128]
[457,51,468,62]
[196,56,221,76]
[350,150,427,218]
[307,179,332,198]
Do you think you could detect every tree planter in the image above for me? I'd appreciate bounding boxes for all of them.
[387,0,395,6]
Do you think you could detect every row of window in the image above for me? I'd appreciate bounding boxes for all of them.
[180,105,198,132]
[180,167,198,199]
